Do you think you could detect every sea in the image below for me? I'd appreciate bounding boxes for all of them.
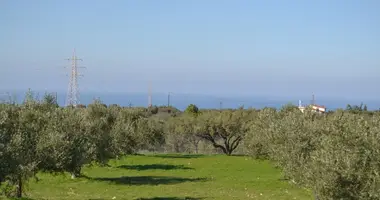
[1,90,379,111]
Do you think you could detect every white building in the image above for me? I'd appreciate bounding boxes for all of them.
[298,100,326,113]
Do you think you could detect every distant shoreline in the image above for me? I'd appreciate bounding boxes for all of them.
[1,89,379,111]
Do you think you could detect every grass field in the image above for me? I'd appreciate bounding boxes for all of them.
[16,154,312,200]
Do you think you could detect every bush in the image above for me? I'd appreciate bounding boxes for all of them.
[185,104,199,115]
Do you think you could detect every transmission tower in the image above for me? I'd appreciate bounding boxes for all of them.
[65,49,84,107]
[148,81,152,107]
[167,92,172,107]
[311,93,316,105]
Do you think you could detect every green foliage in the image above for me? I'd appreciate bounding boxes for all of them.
[305,112,380,199]
[41,93,58,107]
[85,100,117,165]
[245,105,380,199]
[148,105,159,115]
[165,115,200,153]
[346,103,369,114]
[1,92,162,197]
[2,90,380,199]
[39,107,92,178]
[279,103,301,115]
[22,89,35,105]
[135,117,165,151]
[109,109,146,156]
[244,107,276,159]
[76,104,86,108]
[195,110,250,155]
[184,104,199,116]
[157,106,180,115]
[0,102,49,198]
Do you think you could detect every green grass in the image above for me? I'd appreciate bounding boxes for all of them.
[19,154,312,200]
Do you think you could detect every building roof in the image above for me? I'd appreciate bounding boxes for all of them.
[311,104,326,109]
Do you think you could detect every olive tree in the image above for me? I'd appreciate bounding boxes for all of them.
[84,100,117,166]
[110,109,146,156]
[195,110,250,155]
[245,107,277,159]
[39,107,93,178]
[0,104,19,194]
[0,102,48,198]
[245,106,380,199]
[305,112,380,199]
[134,117,165,152]
[165,117,189,153]
[165,114,201,153]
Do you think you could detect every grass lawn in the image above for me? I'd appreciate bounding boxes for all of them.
[16,154,312,200]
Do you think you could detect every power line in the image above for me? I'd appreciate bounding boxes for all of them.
[65,49,85,107]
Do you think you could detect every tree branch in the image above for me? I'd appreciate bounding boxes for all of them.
[196,133,228,154]
[230,135,243,152]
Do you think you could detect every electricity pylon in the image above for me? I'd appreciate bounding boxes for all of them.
[148,81,152,107]
[65,49,85,107]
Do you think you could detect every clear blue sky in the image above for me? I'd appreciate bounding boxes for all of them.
[1,0,379,100]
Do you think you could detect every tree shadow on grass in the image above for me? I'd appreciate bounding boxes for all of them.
[148,154,205,159]
[231,154,248,157]
[85,175,208,186]
[278,177,290,181]
[117,164,194,171]
[135,197,205,200]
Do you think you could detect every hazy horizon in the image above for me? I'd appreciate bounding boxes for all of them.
[1,89,379,111]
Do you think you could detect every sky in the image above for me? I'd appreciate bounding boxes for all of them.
[1,0,379,101]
